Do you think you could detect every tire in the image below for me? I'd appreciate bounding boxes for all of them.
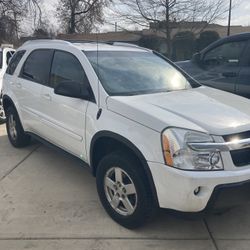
[96,151,156,229]
[0,97,6,124]
[6,106,31,148]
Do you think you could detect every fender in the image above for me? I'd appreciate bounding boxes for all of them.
[90,130,159,205]
[2,95,15,112]
[2,95,24,125]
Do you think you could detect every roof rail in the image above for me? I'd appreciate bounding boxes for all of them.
[111,42,141,48]
[21,38,150,51]
[23,39,70,46]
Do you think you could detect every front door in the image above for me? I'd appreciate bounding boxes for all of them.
[236,41,250,98]
[197,40,248,94]
[39,50,91,160]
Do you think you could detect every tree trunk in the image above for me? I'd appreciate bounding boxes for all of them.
[165,0,172,58]
[69,11,76,34]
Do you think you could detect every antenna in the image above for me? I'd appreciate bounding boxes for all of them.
[96,31,102,120]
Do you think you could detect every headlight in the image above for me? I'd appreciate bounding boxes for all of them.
[162,128,223,170]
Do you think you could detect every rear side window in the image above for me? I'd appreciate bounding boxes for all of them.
[6,50,26,75]
[21,49,54,85]
[50,50,88,88]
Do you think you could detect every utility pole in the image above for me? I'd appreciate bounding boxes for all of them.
[227,0,232,36]
[115,22,117,32]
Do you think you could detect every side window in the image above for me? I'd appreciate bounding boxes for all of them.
[6,50,26,75]
[50,50,89,88]
[6,51,13,65]
[21,49,54,85]
[203,41,247,67]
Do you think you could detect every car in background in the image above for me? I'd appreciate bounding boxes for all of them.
[0,44,15,123]
[176,33,250,98]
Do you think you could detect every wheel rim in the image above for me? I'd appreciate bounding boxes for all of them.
[104,167,137,216]
[8,114,17,140]
[0,105,5,120]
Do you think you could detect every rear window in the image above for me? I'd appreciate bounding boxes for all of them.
[6,50,26,75]
[20,49,54,85]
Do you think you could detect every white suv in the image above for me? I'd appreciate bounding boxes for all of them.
[3,40,250,228]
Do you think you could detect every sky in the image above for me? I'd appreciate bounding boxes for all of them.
[24,0,250,34]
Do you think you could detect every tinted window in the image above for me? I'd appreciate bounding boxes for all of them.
[0,52,2,69]
[6,50,26,75]
[85,51,191,95]
[6,51,14,65]
[50,50,88,88]
[21,49,54,85]
[203,41,247,67]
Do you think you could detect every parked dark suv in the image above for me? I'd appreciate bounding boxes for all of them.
[177,33,250,98]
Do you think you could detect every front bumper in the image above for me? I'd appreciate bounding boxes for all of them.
[207,179,250,210]
[148,162,250,212]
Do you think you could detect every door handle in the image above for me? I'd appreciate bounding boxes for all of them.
[43,93,52,101]
[222,72,238,78]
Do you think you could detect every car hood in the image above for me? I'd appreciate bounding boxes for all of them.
[107,86,250,135]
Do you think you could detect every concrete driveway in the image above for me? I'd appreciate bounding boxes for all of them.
[0,124,250,250]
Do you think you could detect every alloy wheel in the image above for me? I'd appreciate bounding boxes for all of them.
[8,114,18,140]
[104,167,137,216]
[0,105,5,121]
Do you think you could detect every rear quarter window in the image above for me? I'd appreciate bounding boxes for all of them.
[6,50,26,75]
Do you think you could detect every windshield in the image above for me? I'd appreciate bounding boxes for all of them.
[85,51,192,96]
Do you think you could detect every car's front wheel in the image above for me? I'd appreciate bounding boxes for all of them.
[6,106,31,147]
[96,151,156,229]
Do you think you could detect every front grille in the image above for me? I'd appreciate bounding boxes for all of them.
[223,131,250,167]
[229,148,250,167]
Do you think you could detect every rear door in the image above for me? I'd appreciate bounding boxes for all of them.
[39,50,92,159]
[236,40,250,98]
[197,40,247,93]
[17,49,54,132]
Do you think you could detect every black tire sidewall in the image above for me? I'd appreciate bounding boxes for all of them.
[96,151,155,229]
[6,106,30,147]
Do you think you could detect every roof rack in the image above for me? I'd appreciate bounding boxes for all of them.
[110,42,141,48]
[23,39,70,46]
[65,40,141,48]
[22,38,150,51]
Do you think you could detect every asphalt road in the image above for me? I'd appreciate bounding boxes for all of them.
[0,124,250,250]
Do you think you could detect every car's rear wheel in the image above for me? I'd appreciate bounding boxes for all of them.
[96,151,156,229]
[0,96,6,124]
[0,104,6,124]
[6,106,31,147]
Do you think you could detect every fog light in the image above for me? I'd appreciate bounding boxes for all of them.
[194,187,201,195]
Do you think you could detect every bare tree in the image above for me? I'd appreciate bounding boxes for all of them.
[57,0,111,34]
[111,0,230,56]
[0,0,42,42]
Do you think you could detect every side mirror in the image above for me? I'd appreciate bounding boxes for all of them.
[54,81,92,100]
[191,52,201,65]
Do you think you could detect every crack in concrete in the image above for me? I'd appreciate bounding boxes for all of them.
[0,145,41,182]
[204,218,219,250]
